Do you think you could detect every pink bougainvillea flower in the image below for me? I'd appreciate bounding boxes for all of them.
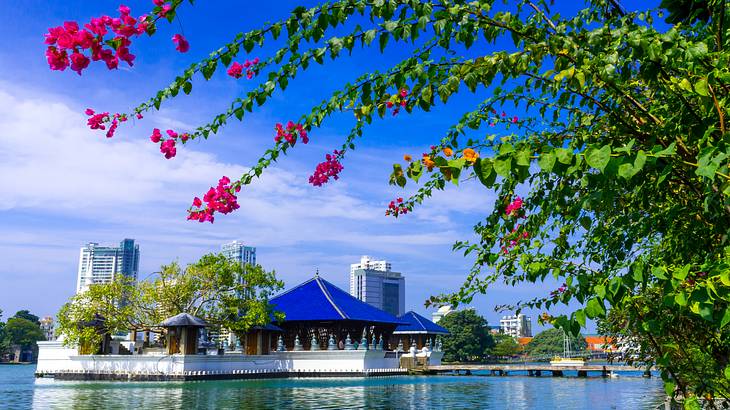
[160,138,176,159]
[172,33,189,52]
[150,128,162,143]
[227,61,243,78]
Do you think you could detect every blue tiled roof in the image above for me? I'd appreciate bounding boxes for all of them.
[270,275,405,325]
[394,311,450,335]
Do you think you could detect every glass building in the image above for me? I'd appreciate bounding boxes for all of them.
[221,240,257,268]
[76,239,139,293]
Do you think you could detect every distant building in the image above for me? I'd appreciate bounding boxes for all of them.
[220,241,257,348]
[431,305,454,323]
[350,255,391,275]
[76,239,139,293]
[500,314,532,337]
[584,335,616,352]
[221,240,257,268]
[39,316,54,341]
[349,256,405,317]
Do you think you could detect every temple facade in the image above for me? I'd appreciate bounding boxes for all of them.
[35,275,443,381]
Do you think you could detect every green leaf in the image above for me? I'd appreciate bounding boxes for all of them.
[694,78,709,96]
[515,149,531,167]
[574,309,586,327]
[493,157,512,178]
[556,148,573,165]
[720,309,730,328]
[675,291,687,306]
[474,158,497,187]
[664,381,676,397]
[585,297,606,318]
[182,81,192,95]
[594,284,606,299]
[652,266,668,280]
[538,150,556,172]
[673,265,690,281]
[584,145,611,172]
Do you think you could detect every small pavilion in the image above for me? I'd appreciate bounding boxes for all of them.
[160,313,208,355]
[391,311,449,350]
[269,274,406,351]
[244,323,282,355]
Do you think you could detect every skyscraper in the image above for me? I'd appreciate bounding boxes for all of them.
[76,239,139,293]
[221,240,256,268]
[349,256,405,317]
[219,240,257,348]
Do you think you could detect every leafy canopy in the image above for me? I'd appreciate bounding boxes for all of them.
[52,0,730,401]
[438,309,494,362]
[57,253,283,349]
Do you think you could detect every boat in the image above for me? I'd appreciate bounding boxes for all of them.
[550,331,585,367]
[549,357,586,366]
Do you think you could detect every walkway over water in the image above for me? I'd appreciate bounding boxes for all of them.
[426,364,652,378]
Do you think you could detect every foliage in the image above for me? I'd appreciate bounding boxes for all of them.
[136,254,285,340]
[56,253,284,349]
[598,290,730,401]
[12,310,40,326]
[439,309,494,362]
[489,333,520,358]
[57,276,142,350]
[51,0,730,400]
[3,317,45,349]
[524,328,586,358]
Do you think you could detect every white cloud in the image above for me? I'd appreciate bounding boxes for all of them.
[0,82,567,330]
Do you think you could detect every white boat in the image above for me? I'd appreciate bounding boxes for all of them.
[550,331,585,367]
[550,357,585,366]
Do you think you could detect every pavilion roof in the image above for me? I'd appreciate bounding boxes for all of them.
[270,275,406,325]
[159,313,208,328]
[394,311,449,335]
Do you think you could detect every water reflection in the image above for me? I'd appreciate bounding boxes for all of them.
[19,368,667,409]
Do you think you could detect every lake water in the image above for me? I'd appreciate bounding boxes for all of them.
[1,364,666,409]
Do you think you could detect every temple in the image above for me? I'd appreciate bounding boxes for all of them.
[392,311,449,350]
[269,275,405,351]
[35,274,444,381]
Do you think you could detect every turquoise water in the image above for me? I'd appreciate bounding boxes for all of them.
[2,364,666,409]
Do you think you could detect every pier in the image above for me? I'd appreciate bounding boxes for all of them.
[424,364,652,378]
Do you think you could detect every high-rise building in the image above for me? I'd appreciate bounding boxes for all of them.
[499,313,533,337]
[76,239,139,293]
[39,316,55,341]
[349,256,405,317]
[221,240,256,268]
[349,255,391,275]
[219,241,257,349]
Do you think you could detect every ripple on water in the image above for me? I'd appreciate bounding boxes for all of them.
[1,364,666,409]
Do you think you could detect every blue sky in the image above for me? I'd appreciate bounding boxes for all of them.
[0,1,660,332]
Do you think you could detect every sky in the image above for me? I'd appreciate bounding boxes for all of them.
[0,0,659,333]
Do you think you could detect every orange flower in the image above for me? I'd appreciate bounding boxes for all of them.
[443,147,453,157]
[403,154,412,162]
[422,155,436,171]
[462,148,479,163]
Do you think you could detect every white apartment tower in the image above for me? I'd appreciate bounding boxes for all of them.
[76,239,139,293]
[499,313,533,337]
[350,255,391,275]
[349,256,405,317]
[221,240,257,268]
